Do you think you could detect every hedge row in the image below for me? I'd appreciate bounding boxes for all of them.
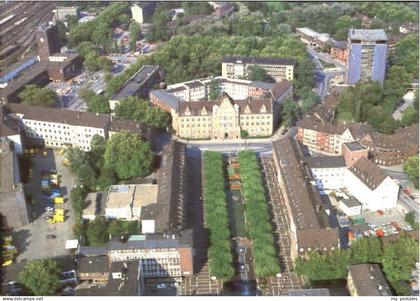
[238,150,280,278]
[202,151,234,280]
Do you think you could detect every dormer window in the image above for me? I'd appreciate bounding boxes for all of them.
[185,107,191,116]
[201,107,207,115]
[244,104,251,114]
[260,104,267,113]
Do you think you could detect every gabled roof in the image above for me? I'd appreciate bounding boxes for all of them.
[348,157,388,190]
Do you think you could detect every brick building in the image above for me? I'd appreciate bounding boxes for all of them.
[330,40,348,64]
[342,141,369,168]
[272,136,340,258]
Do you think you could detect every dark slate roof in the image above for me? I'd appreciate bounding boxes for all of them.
[271,80,292,99]
[152,141,188,231]
[167,86,187,93]
[75,261,139,296]
[349,157,387,190]
[150,89,179,110]
[109,117,151,140]
[332,40,347,49]
[5,103,109,129]
[222,56,296,66]
[273,137,321,229]
[0,106,20,137]
[344,141,366,151]
[108,229,192,251]
[305,156,346,169]
[79,256,109,274]
[348,264,392,296]
[248,81,275,90]
[111,65,160,100]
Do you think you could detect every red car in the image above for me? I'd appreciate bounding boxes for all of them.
[377,210,385,216]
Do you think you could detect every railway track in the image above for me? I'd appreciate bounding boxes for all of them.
[0,2,54,70]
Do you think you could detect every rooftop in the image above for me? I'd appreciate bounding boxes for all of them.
[273,137,321,229]
[340,196,362,208]
[111,65,160,100]
[150,89,180,110]
[4,103,109,129]
[348,264,392,296]
[305,156,346,169]
[221,56,296,66]
[296,228,340,250]
[78,256,109,274]
[106,185,136,209]
[344,141,366,151]
[288,288,331,296]
[132,184,158,209]
[83,192,107,218]
[348,29,388,42]
[349,157,387,190]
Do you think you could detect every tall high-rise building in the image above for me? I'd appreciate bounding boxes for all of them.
[345,29,388,85]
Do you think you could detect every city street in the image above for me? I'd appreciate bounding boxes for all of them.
[260,157,304,296]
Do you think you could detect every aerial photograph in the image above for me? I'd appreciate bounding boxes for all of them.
[0,1,418,299]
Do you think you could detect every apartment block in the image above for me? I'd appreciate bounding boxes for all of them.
[221,56,295,82]
[272,137,340,258]
[345,29,388,85]
[2,103,152,152]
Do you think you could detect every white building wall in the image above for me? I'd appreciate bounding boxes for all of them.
[338,201,362,216]
[345,170,399,211]
[141,220,155,234]
[310,167,347,190]
[7,134,23,154]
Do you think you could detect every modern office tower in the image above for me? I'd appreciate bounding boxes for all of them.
[345,29,388,85]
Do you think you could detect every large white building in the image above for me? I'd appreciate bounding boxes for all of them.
[305,156,347,190]
[2,103,151,152]
[306,156,400,212]
[345,157,399,211]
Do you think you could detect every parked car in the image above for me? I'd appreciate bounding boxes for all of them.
[46,235,56,240]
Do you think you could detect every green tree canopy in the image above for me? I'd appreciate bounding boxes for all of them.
[129,22,141,52]
[104,130,153,179]
[86,216,109,246]
[114,96,170,129]
[403,156,419,189]
[281,99,301,127]
[391,34,419,78]
[18,85,57,107]
[208,79,221,101]
[19,259,60,296]
[246,65,268,81]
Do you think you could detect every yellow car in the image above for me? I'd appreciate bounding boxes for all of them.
[58,148,66,156]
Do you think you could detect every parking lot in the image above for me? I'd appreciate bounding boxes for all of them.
[13,149,76,262]
[359,208,413,236]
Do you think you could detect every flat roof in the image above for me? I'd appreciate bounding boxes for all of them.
[344,141,366,151]
[150,89,179,110]
[305,156,346,169]
[222,56,296,66]
[106,185,135,209]
[133,184,158,208]
[348,29,388,42]
[83,192,107,217]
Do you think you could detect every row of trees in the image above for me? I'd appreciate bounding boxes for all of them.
[114,96,170,129]
[336,65,414,134]
[78,88,110,113]
[202,151,234,280]
[294,236,419,295]
[238,150,280,278]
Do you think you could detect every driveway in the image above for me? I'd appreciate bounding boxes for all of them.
[13,149,75,262]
